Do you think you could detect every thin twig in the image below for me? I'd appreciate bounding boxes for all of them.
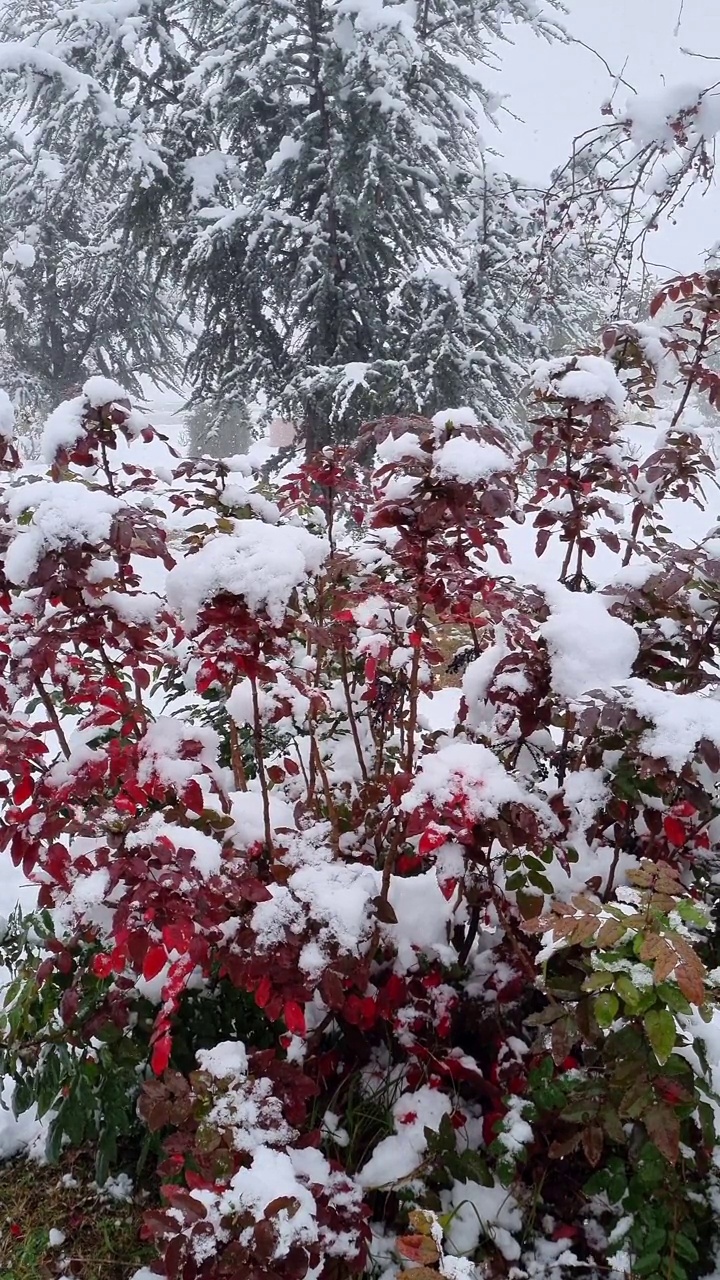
[339,648,368,782]
[249,674,273,856]
[34,679,71,758]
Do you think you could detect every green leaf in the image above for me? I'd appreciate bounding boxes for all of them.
[583,1169,607,1196]
[595,991,620,1029]
[505,872,525,892]
[676,900,709,929]
[608,1171,627,1204]
[673,1234,699,1265]
[642,1226,667,1254]
[583,971,615,993]
[634,1254,663,1277]
[656,983,691,1015]
[46,1114,64,1164]
[615,974,656,1014]
[527,869,554,895]
[615,974,643,1010]
[644,1008,676,1065]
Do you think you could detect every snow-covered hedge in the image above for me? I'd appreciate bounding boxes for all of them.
[3,276,720,1278]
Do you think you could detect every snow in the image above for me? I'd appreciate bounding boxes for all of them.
[40,395,87,462]
[196,1039,249,1080]
[0,1078,48,1162]
[268,418,296,447]
[357,1086,451,1188]
[623,678,720,770]
[444,1180,523,1264]
[432,407,481,431]
[194,1146,320,1255]
[540,586,639,698]
[3,237,35,269]
[388,871,457,968]
[137,718,220,790]
[126,814,224,879]
[531,354,627,411]
[4,482,121,584]
[184,151,228,202]
[82,376,129,408]
[265,135,303,173]
[0,387,14,440]
[376,432,427,464]
[229,791,297,852]
[434,435,512,484]
[251,852,377,978]
[625,83,718,149]
[403,742,556,827]
[167,524,329,631]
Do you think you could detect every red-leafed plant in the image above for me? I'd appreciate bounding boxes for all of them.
[3,282,720,1278]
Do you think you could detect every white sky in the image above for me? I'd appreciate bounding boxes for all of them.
[487,0,720,275]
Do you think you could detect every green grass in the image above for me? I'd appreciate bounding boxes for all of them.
[0,1150,156,1280]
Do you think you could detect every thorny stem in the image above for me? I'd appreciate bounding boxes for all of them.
[599,844,622,906]
[621,505,644,568]
[249,673,273,856]
[559,417,585,591]
[311,737,342,851]
[406,540,429,772]
[458,904,481,967]
[339,647,368,782]
[229,719,248,792]
[100,441,116,496]
[34,679,71,759]
[556,714,576,788]
[292,739,312,801]
[405,630,423,773]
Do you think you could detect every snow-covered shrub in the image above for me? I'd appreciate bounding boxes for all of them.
[3,277,720,1277]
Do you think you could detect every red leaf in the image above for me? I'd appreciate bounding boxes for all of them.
[151,1033,172,1076]
[184,780,205,815]
[284,1000,307,1037]
[255,975,273,1009]
[12,776,32,806]
[418,825,447,856]
[143,944,168,982]
[663,816,686,848]
[162,921,193,954]
[439,876,458,901]
[92,954,114,979]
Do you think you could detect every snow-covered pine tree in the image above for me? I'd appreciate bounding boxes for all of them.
[0,133,184,419]
[0,0,191,438]
[185,398,252,459]
[185,0,566,448]
[0,0,585,449]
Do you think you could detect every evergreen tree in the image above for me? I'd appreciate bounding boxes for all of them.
[184,0,565,447]
[0,0,593,450]
[0,0,190,432]
[186,398,252,459]
[0,131,184,417]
